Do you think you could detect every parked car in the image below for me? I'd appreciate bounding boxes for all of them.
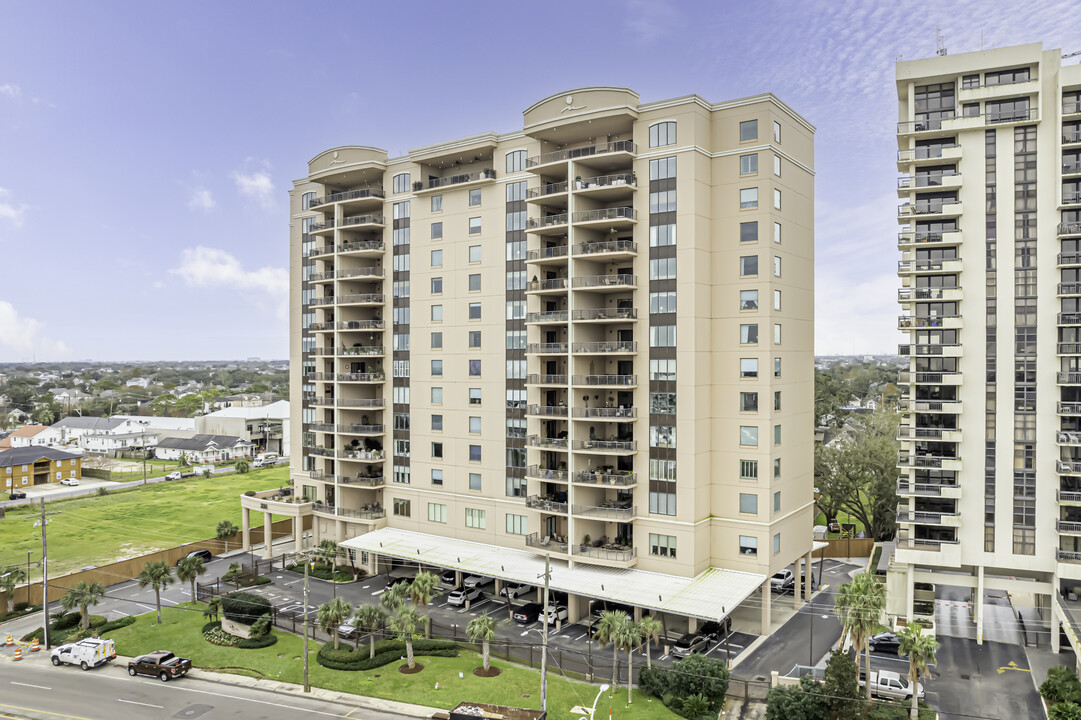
[800,573,818,592]
[51,638,116,670]
[337,622,358,640]
[545,605,569,623]
[698,618,732,640]
[127,651,191,682]
[9,490,26,500]
[165,471,182,481]
[60,477,79,486]
[499,582,532,599]
[868,631,901,654]
[828,518,841,533]
[440,570,457,586]
[384,575,412,591]
[512,602,543,624]
[770,569,795,592]
[462,574,487,588]
[671,633,710,658]
[859,669,924,701]
[178,549,212,565]
[447,586,482,607]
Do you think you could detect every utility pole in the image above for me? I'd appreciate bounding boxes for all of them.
[540,553,551,713]
[303,552,311,692]
[142,427,147,484]
[40,500,49,649]
[723,606,731,667]
[26,551,32,606]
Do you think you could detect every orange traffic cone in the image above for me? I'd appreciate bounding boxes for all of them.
[12,646,22,661]
[3,634,12,646]
[29,638,40,652]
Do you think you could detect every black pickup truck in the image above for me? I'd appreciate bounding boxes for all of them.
[127,650,192,682]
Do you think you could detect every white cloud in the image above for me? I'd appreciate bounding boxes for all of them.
[0,301,69,359]
[0,187,27,229]
[0,84,22,100]
[170,246,288,319]
[231,161,276,209]
[188,186,216,212]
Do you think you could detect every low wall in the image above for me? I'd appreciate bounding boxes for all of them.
[819,537,875,558]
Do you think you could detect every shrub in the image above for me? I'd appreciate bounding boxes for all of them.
[316,638,456,671]
[249,614,272,638]
[765,677,828,720]
[1043,667,1081,705]
[52,612,82,630]
[99,616,136,634]
[221,591,272,625]
[638,654,730,714]
[1052,702,1081,720]
[239,633,278,649]
[202,620,222,634]
[244,490,256,497]
[862,700,935,720]
[14,602,30,612]
[21,627,44,642]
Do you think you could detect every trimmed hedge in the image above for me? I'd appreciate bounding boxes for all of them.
[99,616,136,634]
[221,591,272,625]
[239,633,278,649]
[20,627,44,642]
[317,638,456,671]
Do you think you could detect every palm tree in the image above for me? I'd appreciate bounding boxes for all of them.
[216,520,238,553]
[316,539,339,569]
[466,612,497,672]
[834,572,885,701]
[202,598,220,622]
[137,561,174,624]
[897,624,938,720]
[389,606,422,669]
[176,556,206,603]
[316,597,353,650]
[409,571,440,637]
[59,581,106,630]
[235,459,250,474]
[636,616,663,670]
[615,616,642,704]
[594,610,628,695]
[354,604,387,657]
[381,582,408,614]
[0,567,27,614]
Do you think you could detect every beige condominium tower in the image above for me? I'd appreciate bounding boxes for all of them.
[252,87,815,634]
[892,43,1081,655]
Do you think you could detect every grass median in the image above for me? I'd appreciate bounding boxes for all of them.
[104,603,679,720]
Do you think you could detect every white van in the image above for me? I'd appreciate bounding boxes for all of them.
[51,638,116,670]
[253,453,279,468]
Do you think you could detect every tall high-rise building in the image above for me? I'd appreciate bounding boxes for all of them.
[893,44,1081,650]
[251,87,815,631]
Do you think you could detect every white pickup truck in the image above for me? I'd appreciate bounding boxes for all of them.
[859,669,924,701]
[51,638,116,670]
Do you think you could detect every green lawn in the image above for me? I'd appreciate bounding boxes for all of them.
[105,604,679,720]
[814,510,867,538]
[0,467,288,575]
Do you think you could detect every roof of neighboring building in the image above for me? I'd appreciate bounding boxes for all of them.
[112,415,196,431]
[0,446,81,468]
[0,425,50,449]
[202,400,289,420]
[52,416,130,431]
[155,434,253,451]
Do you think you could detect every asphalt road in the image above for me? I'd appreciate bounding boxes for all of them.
[1,473,174,509]
[0,647,410,720]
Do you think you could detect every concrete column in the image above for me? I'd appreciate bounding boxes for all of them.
[687,616,697,633]
[793,557,804,610]
[336,519,345,543]
[262,511,273,558]
[905,565,915,620]
[761,580,772,634]
[1052,601,1062,654]
[633,606,642,623]
[455,571,462,588]
[241,506,251,551]
[805,550,814,601]
[494,579,503,599]
[567,594,581,623]
[293,516,303,554]
[976,565,985,645]
[537,587,544,603]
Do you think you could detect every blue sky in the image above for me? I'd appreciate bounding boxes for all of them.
[0,0,1076,361]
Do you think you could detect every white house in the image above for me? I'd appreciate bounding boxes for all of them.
[154,434,254,464]
[51,416,147,450]
[197,400,289,456]
[81,430,157,456]
[125,377,151,388]
[0,424,62,449]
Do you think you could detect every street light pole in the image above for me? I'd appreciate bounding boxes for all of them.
[540,553,551,713]
[303,553,311,692]
[26,551,32,606]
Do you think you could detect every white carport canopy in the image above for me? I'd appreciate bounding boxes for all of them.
[340,528,765,622]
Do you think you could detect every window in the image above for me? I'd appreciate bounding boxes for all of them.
[650,325,676,347]
[649,358,676,381]
[431,387,443,404]
[431,305,443,322]
[469,388,482,405]
[431,249,443,267]
[740,187,758,209]
[431,359,443,376]
[393,280,410,298]
[774,357,782,377]
[392,253,410,271]
[506,477,526,497]
[507,270,526,290]
[469,473,482,490]
[506,514,528,535]
[431,468,443,485]
[740,425,758,446]
[506,299,525,320]
[649,533,677,558]
[740,154,758,175]
[962,102,979,118]
[469,217,482,234]
[469,359,482,376]
[469,188,481,206]
[650,223,676,247]
[740,459,758,480]
[649,257,677,280]
[740,221,758,243]
[431,332,443,349]
[469,245,481,262]
[393,333,410,351]
[649,156,677,180]
[773,424,782,446]
[392,173,410,194]
[651,392,677,413]
[428,503,447,523]
[773,533,781,554]
[393,306,410,326]
[301,191,316,210]
[740,290,758,311]
[740,392,758,412]
[649,189,676,213]
[739,493,758,514]
[740,255,758,276]
[431,222,442,239]
[774,491,781,512]
[468,273,481,292]
[740,358,758,378]
[649,121,676,148]
[431,195,443,212]
[774,324,782,344]
[431,277,442,294]
[773,256,781,277]
[774,391,781,411]
[774,458,781,478]
[739,119,758,141]
[773,155,781,176]
[739,535,758,556]
[465,508,486,529]
[649,291,677,314]
[432,442,443,459]
[740,324,758,344]
[773,188,782,209]
[774,222,781,243]
[469,416,481,433]
[469,302,481,319]
[393,498,411,517]
[469,445,481,462]
[507,329,526,349]
[650,425,675,448]
[432,414,443,431]
[506,150,526,173]
[773,290,781,310]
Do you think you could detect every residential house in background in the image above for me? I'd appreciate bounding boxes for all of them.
[155,434,254,464]
[1,446,82,490]
[197,400,289,455]
[51,416,146,450]
[0,424,61,449]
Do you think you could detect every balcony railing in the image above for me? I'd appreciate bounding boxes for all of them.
[572,341,636,353]
[527,342,569,354]
[1060,490,1081,503]
[527,278,568,292]
[898,202,961,217]
[337,268,384,280]
[897,288,959,301]
[897,426,959,440]
[572,503,635,520]
[572,406,637,419]
[526,466,568,482]
[527,181,569,199]
[1059,461,1081,474]
[897,144,959,162]
[526,495,568,513]
[1064,190,1081,205]
[1062,223,1081,236]
[897,480,956,496]
[337,320,385,330]
[526,245,569,261]
[574,544,636,562]
[527,213,569,229]
[1060,373,1081,384]
[308,447,336,458]
[337,293,385,305]
[897,230,960,245]
[304,244,335,258]
[339,475,385,487]
[415,170,496,191]
[1060,254,1081,267]
[1061,284,1081,295]
[341,449,385,461]
[897,537,959,551]
[572,374,637,386]
[897,454,958,468]
[897,171,960,188]
[571,274,636,289]
[339,239,385,254]
[312,503,385,520]
[898,371,961,383]
[896,510,959,524]
[340,214,385,228]
[1065,162,1081,175]
[310,188,385,208]
[897,108,1039,133]
[526,435,568,450]
[573,439,637,452]
[337,372,385,382]
[898,315,960,329]
[526,140,637,168]
[1060,342,1081,354]
[574,471,637,486]
[572,308,637,321]
[525,532,570,554]
[336,398,384,408]
[571,207,636,224]
[1058,549,1081,563]
[338,424,384,434]
[525,311,568,323]
[339,345,384,356]
[1060,403,1081,415]
[575,239,637,256]
[577,173,637,190]
[897,259,959,272]
[1066,101,1081,115]
[898,343,961,356]
[526,404,568,417]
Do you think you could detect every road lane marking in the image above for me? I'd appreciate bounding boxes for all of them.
[11,681,51,690]
[118,699,164,709]
[997,660,1031,675]
[0,703,93,720]
[142,680,354,718]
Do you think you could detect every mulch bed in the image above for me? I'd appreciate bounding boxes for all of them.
[398,663,425,674]
[473,666,502,678]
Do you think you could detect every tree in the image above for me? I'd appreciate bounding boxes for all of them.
[594,610,629,696]
[615,615,642,704]
[835,572,885,701]
[765,675,828,720]
[354,604,387,657]
[216,520,238,553]
[389,606,422,669]
[637,616,663,670]
[1050,702,1081,720]
[32,405,55,425]
[466,612,497,672]
[679,694,711,720]
[822,647,862,720]
[316,597,353,651]
[408,571,440,637]
[137,561,174,624]
[0,567,27,614]
[59,582,106,631]
[203,598,220,622]
[316,539,339,568]
[381,582,408,614]
[897,624,939,720]
[176,556,206,603]
[235,459,250,474]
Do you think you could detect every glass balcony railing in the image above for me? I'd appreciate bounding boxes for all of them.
[1060,223,1081,236]
[575,173,637,190]
[335,398,385,408]
[336,293,385,304]
[415,169,496,191]
[572,341,636,353]
[310,188,385,208]
[338,424,384,434]
[526,374,568,385]
[337,320,385,330]
[572,406,637,419]
[527,213,569,229]
[571,374,637,386]
[896,144,959,162]
[575,239,637,256]
[339,239,385,254]
[574,544,636,562]
[1065,101,1081,115]
[526,342,569,354]
[340,214,385,228]
[337,372,385,382]
[573,439,636,452]
[526,181,569,199]
[571,274,637,289]
[525,311,568,323]
[571,207,636,224]
[572,308,637,321]
[897,171,960,189]
[526,141,637,168]
[527,278,567,292]
[337,268,384,279]
[572,503,635,520]
[527,435,568,450]
[526,495,569,513]
[339,345,384,356]
[574,470,637,486]
[526,245,568,261]
[526,466,568,482]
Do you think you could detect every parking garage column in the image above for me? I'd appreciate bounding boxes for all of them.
[241,506,251,551]
[761,579,772,634]
[975,565,985,645]
[293,515,303,554]
[1052,599,1062,654]
[793,557,804,610]
[805,550,814,602]
[567,594,580,623]
[262,511,273,558]
[905,565,915,619]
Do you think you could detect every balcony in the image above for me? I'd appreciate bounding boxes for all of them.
[1060,252,1081,267]
[339,345,384,357]
[526,278,568,294]
[572,308,637,322]
[572,543,636,566]
[897,144,962,165]
[897,479,960,498]
[1060,521,1081,535]
[337,268,385,281]
[1059,549,1081,564]
[1061,283,1081,296]
[1067,101,1081,116]
[526,466,568,483]
[526,374,568,386]
[573,439,636,454]
[897,399,962,413]
[571,374,637,388]
[1064,190,1081,207]
[1060,403,1081,416]
[897,229,963,249]
[574,173,637,200]
[413,169,496,194]
[898,343,962,357]
[309,187,385,209]
[897,287,963,302]
[525,532,571,556]
[526,245,569,263]
[574,239,637,259]
[337,320,385,330]
[1060,373,1081,385]
[1060,490,1081,504]
[896,510,960,526]
[898,371,962,385]
[896,537,961,567]
[897,172,962,194]
[526,404,569,417]
[1063,222,1081,236]
[571,207,637,229]
[338,239,385,256]
[958,75,1039,101]
[572,406,637,420]
[337,372,385,383]
[337,293,385,306]
[897,108,1039,135]
[526,495,568,513]
[308,447,336,458]
[573,471,637,487]
[526,140,637,170]
[526,435,568,451]
[571,274,637,292]
[340,449,385,462]
[335,398,385,409]
[897,259,963,275]
[304,243,335,258]
[1060,342,1081,354]
[897,426,962,442]
[527,213,570,235]
[898,201,963,219]
[312,503,385,521]
[1065,161,1081,177]
[1059,461,1081,475]
[898,315,962,331]
[525,311,568,325]
[339,214,385,231]
[527,342,568,354]
[897,453,961,471]
[338,423,385,435]
[526,181,569,202]
[572,503,636,521]
[339,475,385,487]
[1068,128,1081,145]
[572,341,636,354]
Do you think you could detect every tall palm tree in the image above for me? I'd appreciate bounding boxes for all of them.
[409,571,440,637]
[897,624,938,720]
[0,567,27,614]
[594,610,628,696]
[381,582,408,614]
[354,604,387,657]
[59,581,106,630]
[202,598,220,622]
[834,572,885,701]
[216,520,238,553]
[176,556,206,603]
[137,561,174,624]
[316,539,339,569]
[316,597,353,650]
[615,616,642,704]
[636,616,663,670]
[466,612,497,672]
[389,606,422,669]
